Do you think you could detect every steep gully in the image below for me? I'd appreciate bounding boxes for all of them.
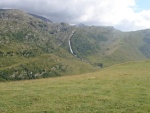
[68,30,76,55]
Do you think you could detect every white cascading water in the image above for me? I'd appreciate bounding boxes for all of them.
[69,38,74,54]
[68,30,76,54]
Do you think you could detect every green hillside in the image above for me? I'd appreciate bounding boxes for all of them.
[1,60,150,112]
[0,9,98,81]
[0,51,98,81]
[71,26,150,66]
[1,9,150,81]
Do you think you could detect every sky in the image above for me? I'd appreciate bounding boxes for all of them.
[0,0,150,31]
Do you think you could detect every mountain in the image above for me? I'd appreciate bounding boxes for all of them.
[70,26,150,66]
[0,9,150,81]
[75,23,85,27]
[0,9,98,81]
[29,13,53,23]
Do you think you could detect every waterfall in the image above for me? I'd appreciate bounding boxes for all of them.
[69,38,74,54]
[68,30,76,54]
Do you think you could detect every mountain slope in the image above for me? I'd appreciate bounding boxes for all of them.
[1,9,150,81]
[0,9,98,81]
[70,26,149,66]
[29,13,53,23]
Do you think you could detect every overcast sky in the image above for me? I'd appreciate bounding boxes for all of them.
[0,0,150,31]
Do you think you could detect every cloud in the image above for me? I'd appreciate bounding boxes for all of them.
[0,0,150,31]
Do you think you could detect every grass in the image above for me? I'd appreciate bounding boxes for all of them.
[0,52,98,80]
[1,60,150,113]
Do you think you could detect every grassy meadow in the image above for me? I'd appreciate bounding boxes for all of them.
[0,60,150,113]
